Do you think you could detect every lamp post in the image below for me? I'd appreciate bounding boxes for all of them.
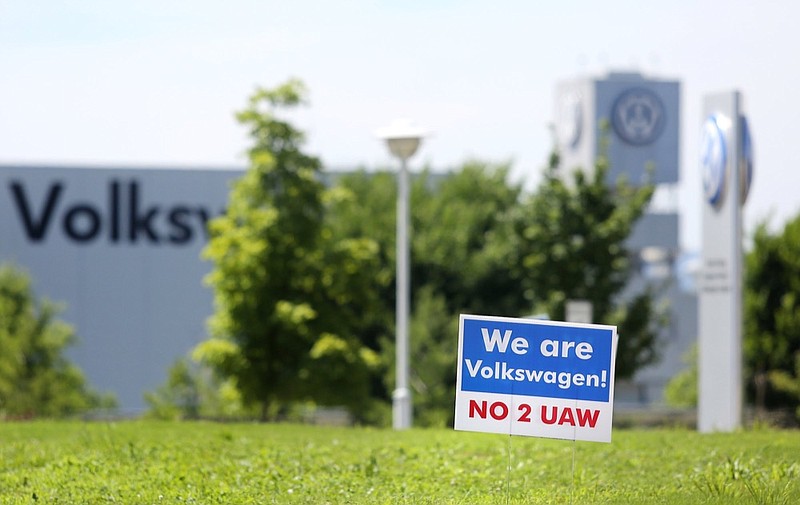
[377,119,427,430]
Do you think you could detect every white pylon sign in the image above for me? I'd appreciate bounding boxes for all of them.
[698,91,753,433]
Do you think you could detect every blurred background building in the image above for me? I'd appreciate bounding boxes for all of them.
[554,71,697,407]
[0,71,699,415]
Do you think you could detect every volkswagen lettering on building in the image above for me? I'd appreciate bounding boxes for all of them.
[9,179,220,245]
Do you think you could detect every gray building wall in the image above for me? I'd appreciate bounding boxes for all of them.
[0,165,243,414]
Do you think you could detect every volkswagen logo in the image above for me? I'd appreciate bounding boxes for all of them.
[739,115,753,205]
[611,88,665,145]
[700,114,728,209]
[557,91,583,150]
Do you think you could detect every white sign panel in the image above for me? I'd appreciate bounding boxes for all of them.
[455,314,618,443]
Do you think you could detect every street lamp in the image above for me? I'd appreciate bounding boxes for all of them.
[376,119,428,430]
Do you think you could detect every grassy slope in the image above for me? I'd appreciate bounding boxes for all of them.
[0,421,798,504]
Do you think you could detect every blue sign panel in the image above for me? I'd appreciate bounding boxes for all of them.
[460,316,615,402]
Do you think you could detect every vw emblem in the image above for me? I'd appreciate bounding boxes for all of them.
[558,91,583,150]
[700,114,727,208]
[739,115,753,205]
[611,88,665,145]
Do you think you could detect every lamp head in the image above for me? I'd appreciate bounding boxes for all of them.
[376,119,429,162]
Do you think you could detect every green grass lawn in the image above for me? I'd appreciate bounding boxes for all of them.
[0,421,798,504]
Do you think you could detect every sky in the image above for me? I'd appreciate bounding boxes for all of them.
[2,0,799,252]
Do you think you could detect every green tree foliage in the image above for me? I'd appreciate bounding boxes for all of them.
[745,215,800,417]
[769,355,800,420]
[0,263,112,418]
[412,161,524,317]
[332,154,660,423]
[144,358,203,420]
[324,171,397,358]
[405,286,458,427]
[194,80,381,420]
[506,147,663,379]
[664,344,698,408]
[329,163,526,426]
[144,358,254,421]
[408,163,525,425]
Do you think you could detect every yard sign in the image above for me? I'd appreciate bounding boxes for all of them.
[454,314,618,443]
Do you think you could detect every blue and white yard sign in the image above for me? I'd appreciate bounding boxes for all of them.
[455,314,618,443]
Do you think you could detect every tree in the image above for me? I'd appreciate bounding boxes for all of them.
[144,358,203,420]
[0,263,112,418]
[324,171,397,359]
[194,80,381,420]
[768,354,800,421]
[330,153,662,424]
[329,162,529,426]
[506,146,664,378]
[407,162,525,425]
[664,344,698,408]
[412,161,525,316]
[744,215,800,418]
[144,357,254,421]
